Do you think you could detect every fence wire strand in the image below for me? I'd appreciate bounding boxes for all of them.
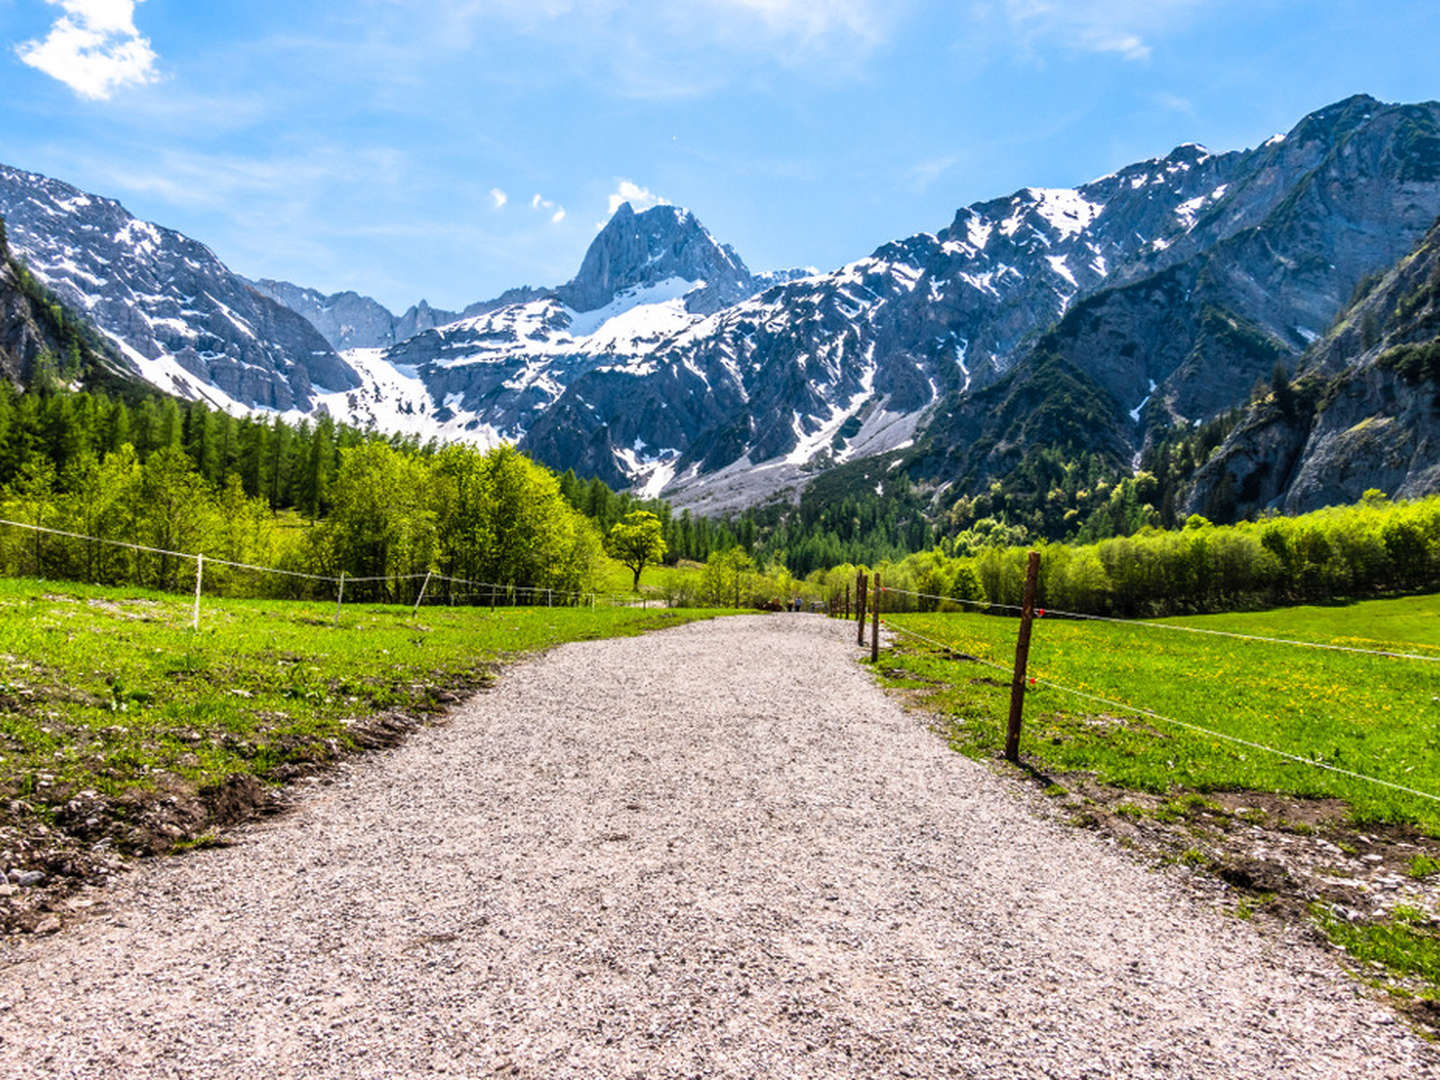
[0,518,599,605]
[1036,605,1440,663]
[877,579,1439,663]
[880,615,1440,807]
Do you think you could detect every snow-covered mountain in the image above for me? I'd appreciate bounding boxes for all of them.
[310,149,1250,512]
[5,94,1439,516]
[0,164,357,411]
[243,280,458,352]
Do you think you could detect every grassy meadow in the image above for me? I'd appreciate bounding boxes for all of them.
[880,594,1440,831]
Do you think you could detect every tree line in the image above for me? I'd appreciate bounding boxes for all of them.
[806,491,1440,619]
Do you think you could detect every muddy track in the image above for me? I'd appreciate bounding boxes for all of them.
[0,614,1433,1078]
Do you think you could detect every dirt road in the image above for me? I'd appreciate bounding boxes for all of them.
[0,614,1432,1078]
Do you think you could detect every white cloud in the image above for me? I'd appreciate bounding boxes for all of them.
[531,192,554,210]
[16,0,160,100]
[489,187,508,208]
[551,207,566,224]
[607,179,667,216]
[1155,91,1195,115]
[999,0,1204,63]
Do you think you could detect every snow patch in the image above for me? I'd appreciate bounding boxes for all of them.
[1045,255,1077,288]
[1129,379,1157,423]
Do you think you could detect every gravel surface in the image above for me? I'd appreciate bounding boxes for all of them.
[0,613,1434,1078]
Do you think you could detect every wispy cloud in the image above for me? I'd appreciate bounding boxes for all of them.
[1155,91,1195,115]
[904,154,960,193]
[999,0,1205,63]
[490,187,508,209]
[607,179,667,216]
[386,0,903,98]
[530,193,566,223]
[16,0,160,100]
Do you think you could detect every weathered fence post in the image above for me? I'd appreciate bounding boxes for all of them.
[1005,551,1042,764]
[192,553,203,631]
[334,571,346,627]
[871,571,882,664]
[845,583,851,620]
[413,570,433,617]
[856,570,868,648]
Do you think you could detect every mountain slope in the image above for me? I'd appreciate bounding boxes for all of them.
[1185,215,1440,517]
[909,95,1440,511]
[0,164,358,411]
[0,213,135,391]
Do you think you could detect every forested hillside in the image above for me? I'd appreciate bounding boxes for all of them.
[0,382,750,601]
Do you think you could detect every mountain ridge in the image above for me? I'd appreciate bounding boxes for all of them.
[4,94,1439,522]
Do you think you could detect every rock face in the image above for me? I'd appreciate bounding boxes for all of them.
[555,203,758,315]
[0,213,133,389]
[0,164,357,411]
[1187,216,1440,517]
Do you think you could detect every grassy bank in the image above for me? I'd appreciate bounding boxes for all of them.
[881,595,1440,830]
[0,577,726,915]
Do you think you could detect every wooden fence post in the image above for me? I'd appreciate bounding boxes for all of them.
[871,571,881,663]
[845,583,851,620]
[1005,551,1042,764]
[334,571,346,628]
[856,570,868,648]
[413,570,433,616]
[192,553,203,631]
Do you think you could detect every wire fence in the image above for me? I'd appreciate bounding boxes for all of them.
[877,582,1440,663]
[836,568,1440,814]
[0,517,609,628]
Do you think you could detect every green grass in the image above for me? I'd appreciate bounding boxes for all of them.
[1410,854,1440,880]
[1315,904,1440,999]
[880,594,1440,831]
[0,576,726,816]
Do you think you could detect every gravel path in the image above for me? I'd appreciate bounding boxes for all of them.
[0,613,1434,1078]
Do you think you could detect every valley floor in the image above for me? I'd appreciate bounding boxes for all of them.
[0,615,1431,1078]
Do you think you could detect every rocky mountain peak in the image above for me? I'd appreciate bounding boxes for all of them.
[557,202,753,314]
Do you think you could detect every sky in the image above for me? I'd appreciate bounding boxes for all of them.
[2,1,1439,314]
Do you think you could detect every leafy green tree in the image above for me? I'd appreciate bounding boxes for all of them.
[702,546,755,608]
[604,510,667,591]
[314,442,436,601]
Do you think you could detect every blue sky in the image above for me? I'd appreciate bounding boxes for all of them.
[3,1,1439,313]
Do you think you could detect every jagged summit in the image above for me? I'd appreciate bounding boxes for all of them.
[556,202,754,314]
